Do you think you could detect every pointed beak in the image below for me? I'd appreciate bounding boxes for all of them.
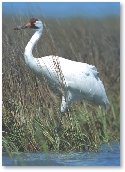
[14,22,31,30]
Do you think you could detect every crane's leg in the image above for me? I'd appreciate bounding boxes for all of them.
[61,95,68,113]
[54,96,67,137]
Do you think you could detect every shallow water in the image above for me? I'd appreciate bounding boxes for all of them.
[2,142,120,166]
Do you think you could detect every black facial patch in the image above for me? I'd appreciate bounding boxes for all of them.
[30,18,39,29]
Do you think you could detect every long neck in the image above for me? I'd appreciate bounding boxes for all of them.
[24,28,43,66]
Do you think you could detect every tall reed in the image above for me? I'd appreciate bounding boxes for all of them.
[2,13,120,153]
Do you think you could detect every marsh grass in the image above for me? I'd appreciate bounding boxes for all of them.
[2,12,120,154]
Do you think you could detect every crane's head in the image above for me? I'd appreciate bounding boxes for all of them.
[14,18,43,30]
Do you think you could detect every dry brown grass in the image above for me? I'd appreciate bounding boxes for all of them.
[2,14,120,152]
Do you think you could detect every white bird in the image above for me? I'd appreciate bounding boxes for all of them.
[14,18,109,131]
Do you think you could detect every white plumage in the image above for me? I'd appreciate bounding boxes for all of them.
[15,18,109,114]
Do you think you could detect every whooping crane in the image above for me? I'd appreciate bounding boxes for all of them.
[14,18,109,132]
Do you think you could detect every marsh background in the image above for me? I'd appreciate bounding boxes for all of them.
[2,2,120,155]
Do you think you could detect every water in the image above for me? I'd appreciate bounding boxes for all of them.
[2,142,120,166]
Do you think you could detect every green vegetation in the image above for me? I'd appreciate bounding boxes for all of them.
[2,13,120,155]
